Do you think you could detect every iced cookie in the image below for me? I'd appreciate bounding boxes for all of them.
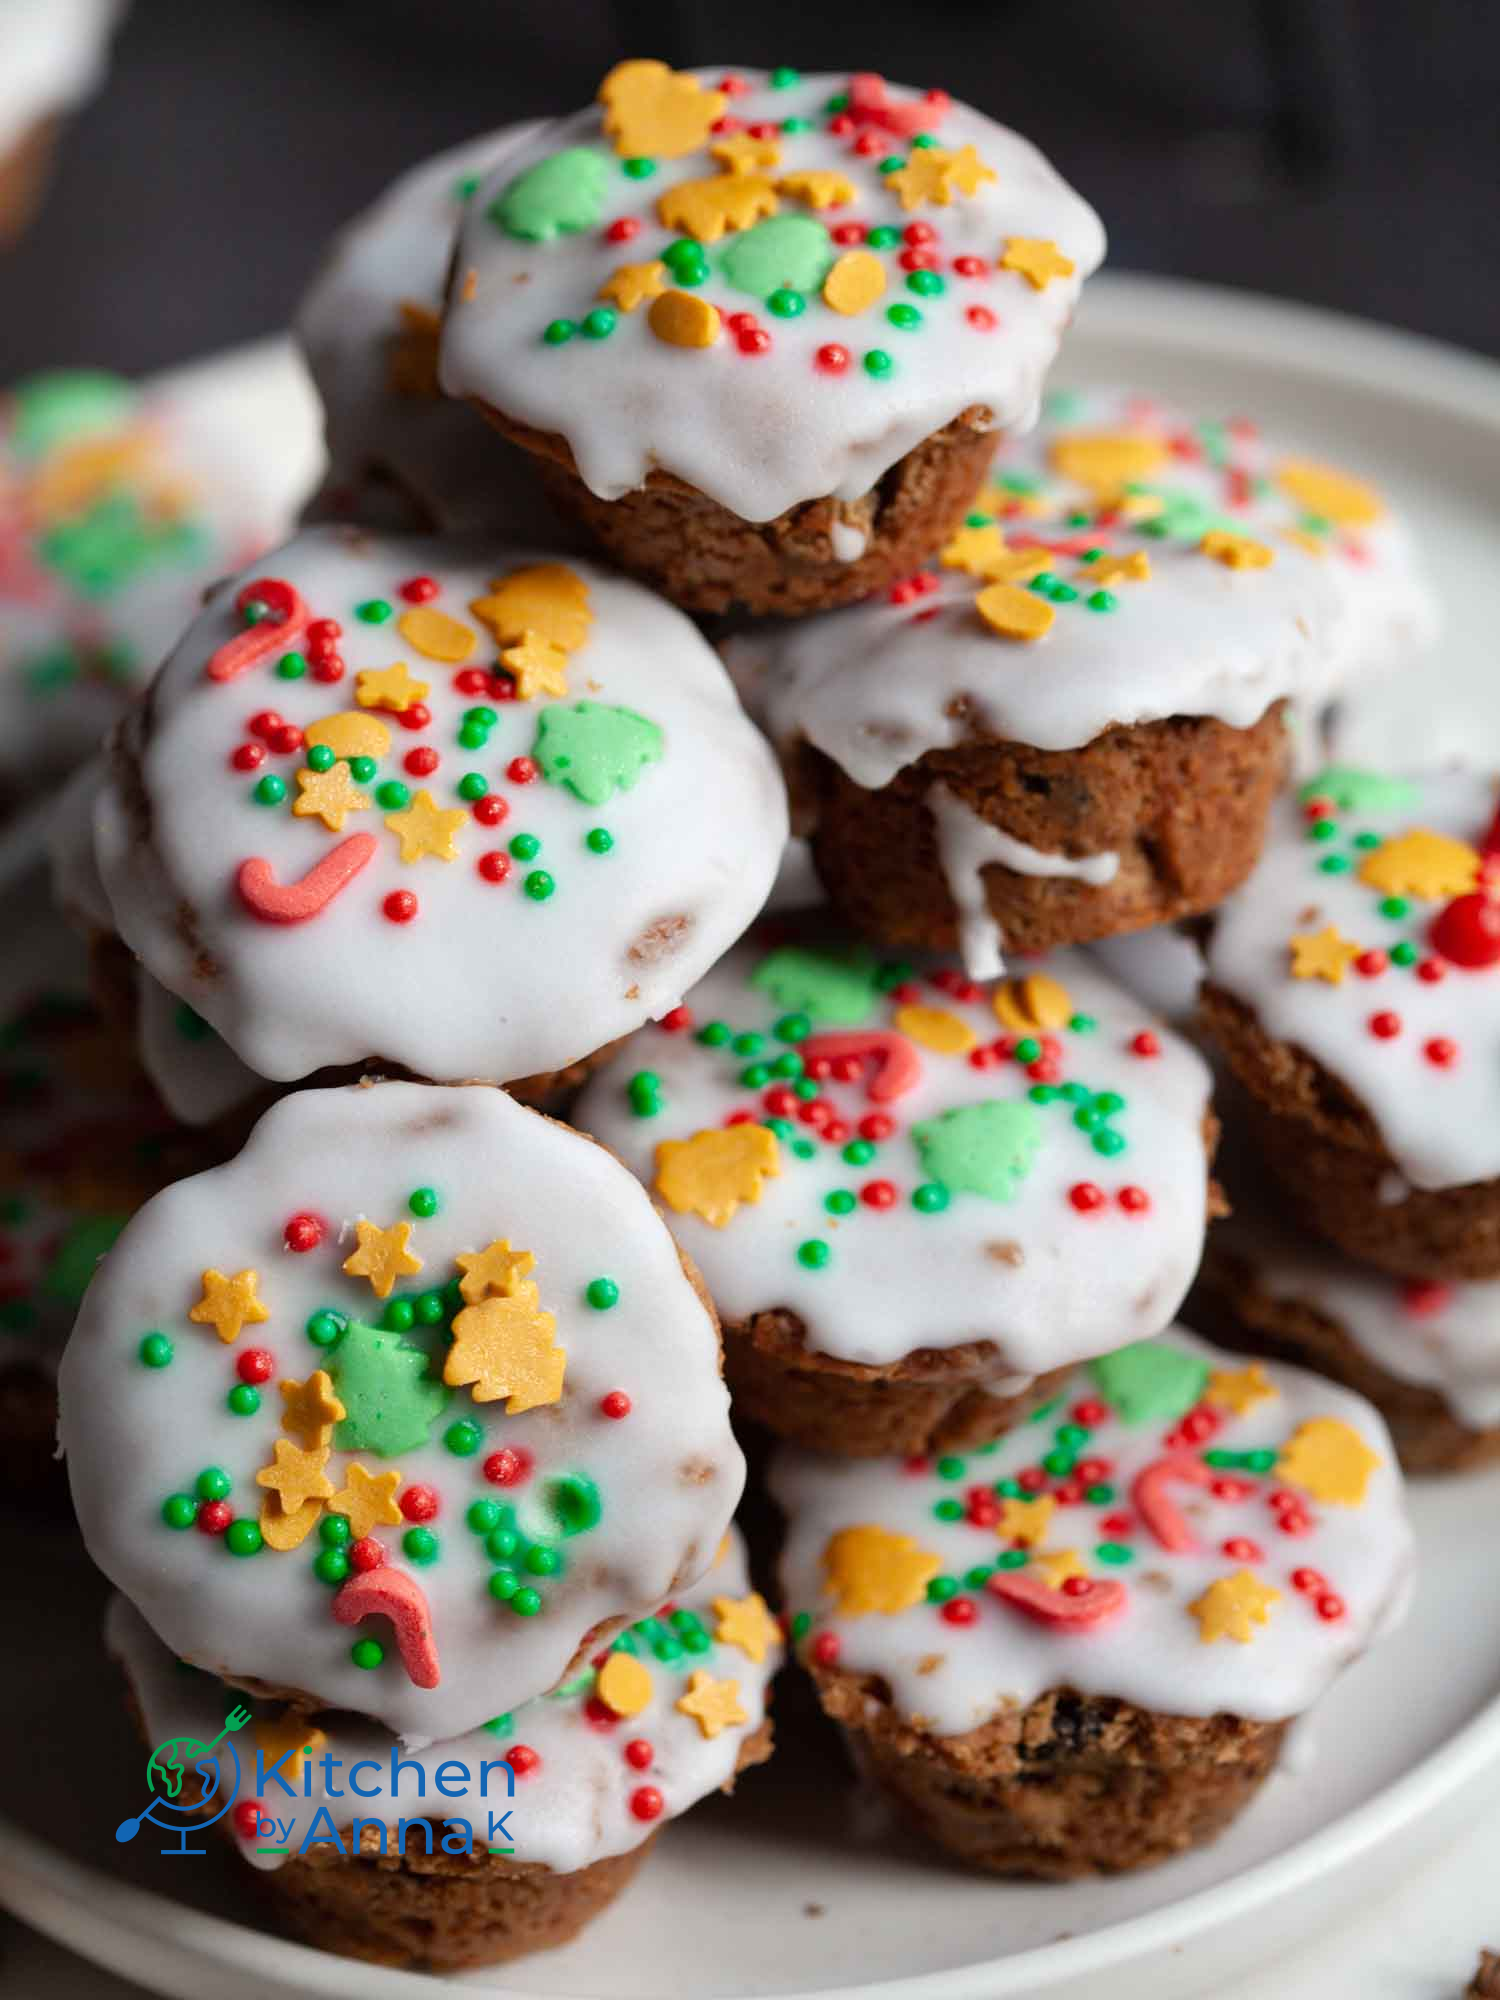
[0,899,216,1496]
[106,1525,776,1969]
[0,366,303,813]
[575,929,1215,1455]
[1202,766,1500,1278]
[439,63,1104,614]
[727,395,1382,972]
[774,1327,1412,1876]
[298,124,584,537]
[0,0,119,241]
[83,525,786,1093]
[59,1079,744,1741]
[1196,1195,1500,1474]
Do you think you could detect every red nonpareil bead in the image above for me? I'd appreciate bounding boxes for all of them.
[1062,1575,1092,1597]
[861,1179,898,1208]
[398,575,439,603]
[455,667,489,694]
[584,1696,618,1730]
[810,1631,841,1666]
[350,1536,386,1572]
[624,1738,654,1770]
[306,619,341,650]
[852,131,882,156]
[830,219,864,242]
[629,1784,663,1820]
[724,1109,756,1127]
[828,114,855,138]
[966,306,997,330]
[1431,891,1500,968]
[903,221,937,244]
[606,217,640,243]
[899,247,938,271]
[1368,1011,1402,1039]
[506,1745,540,1777]
[268,723,303,755]
[1291,1568,1325,1594]
[1073,1398,1108,1425]
[822,1120,850,1145]
[858,1113,895,1141]
[737,327,771,355]
[1069,1182,1105,1213]
[1017,1465,1047,1493]
[1402,1278,1452,1317]
[383,890,418,924]
[1355,949,1387,978]
[600,1390,632,1420]
[231,743,265,771]
[474,794,509,826]
[1223,1537,1263,1561]
[940,1596,976,1625]
[1316,1593,1345,1621]
[902,1455,930,1477]
[1075,1457,1110,1483]
[1054,1480,1084,1505]
[816,343,850,374]
[763,1086,799,1116]
[1425,1036,1458,1067]
[952,254,988,276]
[507,756,538,785]
[397,703,430,732]
[400,1483,439,1522]
[1100,1512,1133,1536]
[1302,797,1333,821]
[197,1500,232,1536]
[237,1347,275,1385]
[484,1447,533,1487]
[312,655,344,683]
[1417,956,1447,983]
[478,852,511,884]
[405,747,439,776]
[284,1212,324,1253]
[659,1006,693,1032]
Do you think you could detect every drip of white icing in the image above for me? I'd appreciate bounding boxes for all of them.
[928,783,1119,979]
[830,521,868,564]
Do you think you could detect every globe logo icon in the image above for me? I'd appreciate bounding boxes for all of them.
[117,1704,251,1854]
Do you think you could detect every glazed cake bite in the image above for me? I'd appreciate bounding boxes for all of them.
[1202,766,1500,1279]
[727,389,1409,974]
[574,930,1216,1455]
[59,1079,744,1743]
[774,1327,1413,1876]
[299,125,571,537]
[1196,1196,1500,1474]
[0,0,118,241]
[0,367,293,813]
[85,525,787,1095]
[107,1526,777,1969]
[439,63,1105,614]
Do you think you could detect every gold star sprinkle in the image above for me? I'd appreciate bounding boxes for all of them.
[1277,1418,1381,1506]
[342,1219,423,1299]
[293,761,369,832]
[189,1268,269,1345]
[997,1495,1055,1548]
[255,1438,334,1516]
[1190,1570,1280,1645]
[454,1239,536,1305]
[444,1290,566,1413]
[384,788,467,864]
[675,1670,748,1740]
[712,1591,780,1665]
[328,1461,404,1541]
[470,564,592,654]
[823,1524,940,1616]
[1206,1364,1279,1416]
[279,1370,346,1449]
[1357,829,1479,901]
[999,237,1076,289]
[975,579,1055,641]
[598,58,726,161]
[253,1712,327,1787]
[597,260,667,313]
[1289,925,1363,985]
[354,662,430,712]
[885,143,995,211]
[1201,529,1274,570]
[940,521,1051,584]
[657,173,779,244]
[501,630,570,701]
[1032,1548,1088,1591]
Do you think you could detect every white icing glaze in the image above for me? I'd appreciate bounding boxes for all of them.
[574,932,1212,1373]
[928,782,1118,979]
[773,1328,1413,1732]
[1088,926,1205,1029]
[1205,767,1500,1190]
[1219,1201,1500,1431]
[59,1079,744,1744]
[47,758,113,928]
[298,125,576,537]
[763,834,822,915]
[440,68,1104,522]
[136,967,262,1127]
[106,1524,777,1878]
[829,522,867,563]
[1,362,301,800]
[0,0,119,152]
[88,525,787,1087]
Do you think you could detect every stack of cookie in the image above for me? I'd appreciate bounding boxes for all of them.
[39,55,1429,1956]
[1197,764,1500,1473]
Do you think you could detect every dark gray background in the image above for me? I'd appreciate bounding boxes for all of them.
[3,0,1496,378]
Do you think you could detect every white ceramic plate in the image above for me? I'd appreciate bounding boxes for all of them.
[3,274,1500,2000]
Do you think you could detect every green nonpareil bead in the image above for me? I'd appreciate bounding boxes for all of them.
[139,1333,173,1368]
[227,1384,260,1417]
[307,743,335,772]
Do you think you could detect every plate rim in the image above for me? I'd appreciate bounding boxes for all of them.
[5,273,1500,2000]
